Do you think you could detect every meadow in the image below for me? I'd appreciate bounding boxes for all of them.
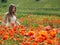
[0,0,60,45]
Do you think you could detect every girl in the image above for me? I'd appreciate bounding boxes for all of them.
[2,4,20,26]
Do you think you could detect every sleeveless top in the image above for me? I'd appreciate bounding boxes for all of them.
[6,15,16,26]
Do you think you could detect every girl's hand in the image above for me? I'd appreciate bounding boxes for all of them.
[16,19,21,26]
[2,21,6,26]
[16,21,21,26]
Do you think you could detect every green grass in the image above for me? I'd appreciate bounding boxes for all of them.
[0,0,60,18]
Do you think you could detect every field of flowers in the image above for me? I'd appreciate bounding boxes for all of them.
[0,14,60,45]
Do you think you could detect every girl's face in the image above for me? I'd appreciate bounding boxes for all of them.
[12,7,16,13]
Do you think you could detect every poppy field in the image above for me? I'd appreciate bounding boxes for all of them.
[0,14,60,45]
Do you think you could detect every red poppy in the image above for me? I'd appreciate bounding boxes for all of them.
[19,30,26,36]
[32,41,38,45]
[3,35,9,40]
[19,25,24,29]
[58,43,60,45]
[50,30,57,39]
[46,39,53,44]
[21,41,30,45]
[35,36,44,42]
[28,31,35,36]
[8,30,14,39]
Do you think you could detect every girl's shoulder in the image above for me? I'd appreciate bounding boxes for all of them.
[4,12,10,18]
[4,12,10,17]
[5,12,9,15]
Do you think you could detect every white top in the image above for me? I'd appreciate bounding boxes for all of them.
[6,15,16,26]
[10,15,16,23]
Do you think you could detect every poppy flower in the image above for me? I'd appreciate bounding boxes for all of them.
[58,43,60,45]
[8,30,14,39]
[13,27,18,34]
[57,19,60,24]
[50,30,57,39]
[19,30,26,36]
[0,30,3,36]
[3,35,9,40]
[46,39,53,44]
[32,41,38,45]
[19,25,24,29]
[21,41,30,45]
[39,31,48,39]
[24,33,28,37]
[28,31,35,36]
[35,36,44,42]
[27,38,32,42]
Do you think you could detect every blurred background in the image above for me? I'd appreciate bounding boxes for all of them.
[0,0,60,18]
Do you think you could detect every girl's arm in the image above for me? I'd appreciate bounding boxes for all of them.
[2,13,8,25]
[15,19,21,25]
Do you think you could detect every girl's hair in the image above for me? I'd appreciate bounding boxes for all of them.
[9,4,16,16]
[4,4,16,22]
